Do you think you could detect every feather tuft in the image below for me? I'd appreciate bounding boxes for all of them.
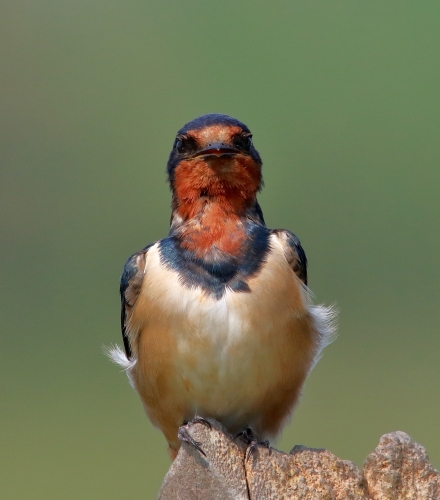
[308,303,338,370]
[103,344,137,387]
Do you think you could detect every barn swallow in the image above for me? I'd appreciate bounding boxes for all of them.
[109,114,335,460]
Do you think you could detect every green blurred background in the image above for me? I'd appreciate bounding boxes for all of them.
[1,1,439,498]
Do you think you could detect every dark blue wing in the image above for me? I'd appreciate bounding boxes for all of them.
[120,244,153,358]
[272,229,307,285]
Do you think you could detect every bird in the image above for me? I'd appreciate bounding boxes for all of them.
[109,113,335,460]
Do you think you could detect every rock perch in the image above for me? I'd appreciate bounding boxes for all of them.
[158,418,439,499]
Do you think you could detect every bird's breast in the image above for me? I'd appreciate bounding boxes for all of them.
[130,236,317,430]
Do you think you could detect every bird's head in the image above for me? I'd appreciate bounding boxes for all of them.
[167,114,263,219]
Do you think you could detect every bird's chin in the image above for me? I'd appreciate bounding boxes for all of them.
[198,154,237,174]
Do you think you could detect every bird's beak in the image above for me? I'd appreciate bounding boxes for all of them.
[192,142,241,158]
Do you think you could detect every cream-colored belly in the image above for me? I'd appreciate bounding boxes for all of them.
[131,238,318,438]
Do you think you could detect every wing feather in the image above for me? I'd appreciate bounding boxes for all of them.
[272,229,307,285]
[120,245,152,358]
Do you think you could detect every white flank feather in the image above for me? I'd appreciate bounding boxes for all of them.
[104,344,137,387]
[308,302,338,370]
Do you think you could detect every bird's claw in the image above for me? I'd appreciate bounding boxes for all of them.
[178,425,207,457]
[235,428,272,460]
[245,439,272,460]
[235,427,255,444]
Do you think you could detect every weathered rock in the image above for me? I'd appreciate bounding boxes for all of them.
[363,431,440,499]
[246,443,366,499]
[158,419,439,500]
[158,419,248,500]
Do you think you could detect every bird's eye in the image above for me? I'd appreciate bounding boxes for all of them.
[175,135,197,155]
[233,133,253,151]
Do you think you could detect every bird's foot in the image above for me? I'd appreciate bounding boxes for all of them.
[235,428,272,460]
[178,426,206,457]
[178,415,212,457]
[235,427,255,444]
